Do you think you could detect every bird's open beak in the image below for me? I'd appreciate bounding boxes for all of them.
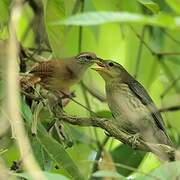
[91,57,103,63]
[91,60,109,73]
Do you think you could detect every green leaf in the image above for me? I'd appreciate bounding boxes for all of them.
[52,12,148,26]
[65,125,94,145]
[166,0,180,14]
[137,161,180,180]
[42,0,65,57]
[21,100,84,178]
[14,171,69,180]
[30,136,53,171]
[111,144,146,176]
[92,0,122,11]
[92,170,125,179]
[0,0,10,23]
[21,98,33,124]
[137,0,160,14]
[52,11,177,28]
[96,110,112,118]
[37,128,85,180]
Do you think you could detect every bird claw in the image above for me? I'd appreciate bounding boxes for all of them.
[128,133,140,149]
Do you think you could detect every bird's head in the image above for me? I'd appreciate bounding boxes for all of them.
[75,52,102,65]
[92,59,126,82]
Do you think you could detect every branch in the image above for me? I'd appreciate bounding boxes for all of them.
[161,29,180,47]
[159,105,180,113]
[60,115,148,150]
[129,26,180,57]
[130,26,180,94]
[60,114,176,161]
[160,76,180,98]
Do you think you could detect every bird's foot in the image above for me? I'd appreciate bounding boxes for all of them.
[167,148,175,161]
[128,133,140,149]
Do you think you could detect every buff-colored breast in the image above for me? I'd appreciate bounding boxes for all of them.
[106,81,167,144]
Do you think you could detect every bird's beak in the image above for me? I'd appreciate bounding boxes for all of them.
[91,57,103,63]
[91,61,108,73]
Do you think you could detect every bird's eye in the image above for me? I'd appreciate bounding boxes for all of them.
[86,56,92,60]
[108,62,114,67]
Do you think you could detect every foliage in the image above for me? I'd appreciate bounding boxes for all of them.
[0,0,180,179]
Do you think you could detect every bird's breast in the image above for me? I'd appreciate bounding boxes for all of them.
[106,82,149,123]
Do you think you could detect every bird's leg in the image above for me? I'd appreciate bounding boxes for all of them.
[60,91,76,107]
[53,96,63,109]
[128,133,141,149]
[45,91,64,114]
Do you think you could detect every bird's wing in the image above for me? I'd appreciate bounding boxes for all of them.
[127,79,168,135]
[30,61,55,77]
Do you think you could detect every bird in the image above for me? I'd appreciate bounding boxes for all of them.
[21,52,101,105]
[92,59,174,161]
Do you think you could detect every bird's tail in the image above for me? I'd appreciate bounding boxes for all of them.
[147,143,175,162]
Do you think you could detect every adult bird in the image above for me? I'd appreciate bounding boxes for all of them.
[92,59,174,161]
[21,52,100,105]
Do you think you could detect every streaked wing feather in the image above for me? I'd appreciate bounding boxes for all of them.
[128,79,168,135]
[30,61,54,77]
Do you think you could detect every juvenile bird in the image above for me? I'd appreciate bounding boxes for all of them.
[21,52,100,102]
[93,59,174,161]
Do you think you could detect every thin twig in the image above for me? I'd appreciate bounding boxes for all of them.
[81,81,106,102]
[156,52,180,56]
[77,0,101,150]
[60,114,177,161]
[159,61,180,93]
[80,82,101,143]
[80,81,101,146]
[160,75,180,98]
[161,29,180,47]
[59,90,99,117]
[129,25,180,57]
[129,25,155,55]
[159,105,180,113]
[130,25,180,94]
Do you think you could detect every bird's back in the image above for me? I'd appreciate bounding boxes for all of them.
[29,59,82,92]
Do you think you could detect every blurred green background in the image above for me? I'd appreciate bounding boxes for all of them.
[0,0,180,179]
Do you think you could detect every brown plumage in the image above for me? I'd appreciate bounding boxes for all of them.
[21,52,100,96]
